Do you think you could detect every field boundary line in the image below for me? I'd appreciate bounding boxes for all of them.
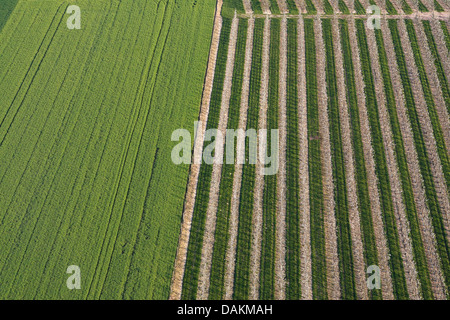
[196,14,239,300]
[275,16,287,300]
[223,17,255,300]
[249,16,271,300]
[169,0,223,300]
[381,17,446,300]
[297,16,312,300]
[314,17,340,300]
[331,17,368,300]
[348,18,394,299]
[365,21,421,299]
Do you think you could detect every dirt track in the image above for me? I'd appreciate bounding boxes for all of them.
[297,16,313,300]
[314,17,341,300]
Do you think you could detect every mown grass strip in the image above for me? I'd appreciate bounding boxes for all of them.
[389,19,450,298]
[339,19,381,300]
[401,0,413,14]
[338,0,350,14]
[286,18,300,300]
[259,18,280,300]
[356,19,408,299]
[269,0,281,13]
[208,19,248,300]
[385,0,398,14]
[441,21,450,52]
[233,18,264,300]
[322,19,355,300]
[404,19,450,198]
[251,0,263,14]
[305,0,317,14]
[181,17,232,300]
[374,27,433,299]
[304,18,327,300]
[286,0,300,13]
[323,0,334,14]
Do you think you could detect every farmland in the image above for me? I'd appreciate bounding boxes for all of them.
[0,0,215,299]
[1,0,450,300]
[173,0,450,300]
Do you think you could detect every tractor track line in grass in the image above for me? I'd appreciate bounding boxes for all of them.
[297,16,312,300]
[249,16,270,300]
[293,0,307,13]
[277,0,290,13]
[314,17,340,300]
[398,18,450,290]
[365,22,421,299]
[169,0,223,300]
[0,5,64,146]
[348,19,394,300]
[96,2,175,299]
[413,19,450,151]
[196,15,239,301]
[224,17,255,300]
[429,20,450,91]
[275,16,287,300]
[381,18,445,300]
[261,0,273,14]
[331,17,368,300]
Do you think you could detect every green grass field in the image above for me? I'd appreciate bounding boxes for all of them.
[0,0,215,299]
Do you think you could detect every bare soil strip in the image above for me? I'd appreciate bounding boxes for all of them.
[429,19,450,84]
[249,17,271,300]
[169,0,223,300]
[196,16,240,300]
[224,17,255,300]
[331,18,368,300]
[277,0,290,13]
[330,0,341,13]
[294,0,308,13]
[312,0,325,14]
[389,0,404,14]
[297,16,313,300]
[404,0,419,11]
[413,19,450,151]
[398,18,450,267]
[365,22,421,299]
[348,19,395,300]
[243,0,254,14]
[374,0,388,14]
[261,0,273,14]
[381,17,447,300]
[314,17,341,300]
[275,16,288,300]
[436,0,450,11]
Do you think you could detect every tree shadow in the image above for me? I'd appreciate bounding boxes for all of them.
[0,0,19,33]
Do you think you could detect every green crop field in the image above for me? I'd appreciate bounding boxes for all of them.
[1,0,450,302]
